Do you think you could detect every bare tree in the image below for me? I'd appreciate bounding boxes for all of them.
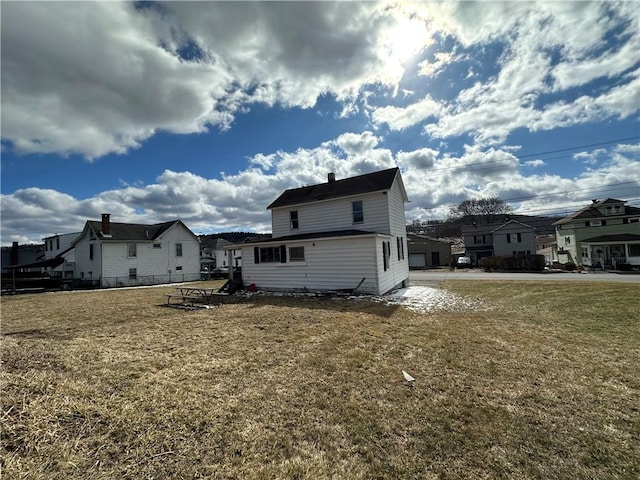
[447,197,513,225]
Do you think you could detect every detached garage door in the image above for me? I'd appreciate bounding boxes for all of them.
[409,253,426,268]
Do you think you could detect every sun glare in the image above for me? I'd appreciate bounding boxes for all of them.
[381,5,431,88]
[388,16,429,64]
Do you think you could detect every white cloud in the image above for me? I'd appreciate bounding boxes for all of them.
[1,1,435,159]
[2,131,639,244]
[371,95,442,131]
[523,160,546,168]
[369,2,640,144]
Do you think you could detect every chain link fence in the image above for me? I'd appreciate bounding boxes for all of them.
[100,273,201,288]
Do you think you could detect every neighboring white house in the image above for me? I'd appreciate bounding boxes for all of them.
[230,168,410,295]
[43,232,79,279]
[73,214,201,287]
[200,237,233,271]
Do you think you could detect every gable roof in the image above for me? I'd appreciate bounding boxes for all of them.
[490,219,535,233]
[267,167,404,209]
[553,198,640,225]
[461,219,534,235]
[80,219,196,242]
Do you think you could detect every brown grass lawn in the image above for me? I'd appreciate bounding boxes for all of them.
[1,280,639,479]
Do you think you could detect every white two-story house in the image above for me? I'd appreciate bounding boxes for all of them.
[73,214,201,287]
[42,232,80,279]
[231,168,410,295]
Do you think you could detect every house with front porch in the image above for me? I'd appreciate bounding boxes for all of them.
[229,168,409,295]
[553,198,640,269]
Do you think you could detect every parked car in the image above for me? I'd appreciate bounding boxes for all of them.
[456,256,472,268]
[211,267,229,279]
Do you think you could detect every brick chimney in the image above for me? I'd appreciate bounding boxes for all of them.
[328,172,336,183]
[101,213,111,236]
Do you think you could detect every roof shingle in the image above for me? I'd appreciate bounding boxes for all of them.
[267,168,401,209]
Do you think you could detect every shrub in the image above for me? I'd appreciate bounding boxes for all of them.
[481,255,545,271]
[563,262,576,271]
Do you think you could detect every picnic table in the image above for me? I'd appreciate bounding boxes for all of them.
[165,287,226,307]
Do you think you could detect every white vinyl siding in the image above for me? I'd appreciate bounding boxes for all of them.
[74,222,200,286]
[241,237,383,294]
[271,191,391,238]
[253,173,409,294]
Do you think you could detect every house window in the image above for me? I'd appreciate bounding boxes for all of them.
[630,244,640,256]
[56,238,60,250]
[129,268,137,280]
[474,235,486,244]
[153,243,161,248]
[352,200,364,223]
[383,241,390,271]
[565,236,571,245]
[401,237,405,260]
[128,243,137,257]
[290,211,299,230]
[176,266,182,271]
[176,243,183,257]
[506,233,523,243]
[630,218,640,224]
[397,237,401,260]
[289,246,305,261]
[587,220,603,227]
[89,244,94,260]
[255,245,286,263]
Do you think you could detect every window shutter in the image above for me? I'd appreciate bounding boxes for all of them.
[254,247,260,264]
[280,245,287,263]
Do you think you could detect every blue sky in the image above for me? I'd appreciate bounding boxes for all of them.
[1,1,639,245]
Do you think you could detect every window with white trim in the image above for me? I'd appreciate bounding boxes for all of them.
[290,210,299,229]
[176,243,183,257]
[128,243,137,257]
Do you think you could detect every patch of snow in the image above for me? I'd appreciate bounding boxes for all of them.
[375,286,488,313]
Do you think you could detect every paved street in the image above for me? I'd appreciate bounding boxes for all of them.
[409,269,640,284]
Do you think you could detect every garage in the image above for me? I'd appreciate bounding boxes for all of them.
[409,253,426,268]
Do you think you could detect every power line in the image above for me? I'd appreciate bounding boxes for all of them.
[515,136,639,159]
[420,182,638,213]
[422,136,640,174]
[415,183,640,219]
[496,182,639,204]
